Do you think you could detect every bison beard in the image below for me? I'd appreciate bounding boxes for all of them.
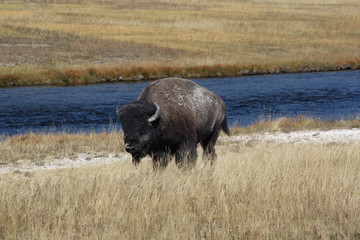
[117,77,230,169]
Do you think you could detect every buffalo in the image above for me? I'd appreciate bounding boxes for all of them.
[117,77,230,168]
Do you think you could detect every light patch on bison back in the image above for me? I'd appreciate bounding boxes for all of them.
[172,84,186,106]
[150,84,187,107]
[190,86,218,130]
[190,86,207,114]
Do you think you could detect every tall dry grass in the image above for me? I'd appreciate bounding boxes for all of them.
[1,118,360,238]
[1,117,360,165]
[1,141,360,239]
[0,0,359,86]
[232,116,360,134]
[2,117,360,165]
[0,131,124,164]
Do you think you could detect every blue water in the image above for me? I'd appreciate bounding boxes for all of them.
[1,71,359,135]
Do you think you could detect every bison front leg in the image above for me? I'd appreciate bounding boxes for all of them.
[152,151,170,169]
[132,155,141,166]
[175,141,198,169]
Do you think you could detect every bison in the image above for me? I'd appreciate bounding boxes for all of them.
[116,77,230,168]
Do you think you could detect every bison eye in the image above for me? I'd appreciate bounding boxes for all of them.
[140,133,150,142]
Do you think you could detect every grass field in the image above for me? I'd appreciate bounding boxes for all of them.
[1,118,360,239]
[1,144,360,239]
[1,1,360,236]
[1,0,359,86]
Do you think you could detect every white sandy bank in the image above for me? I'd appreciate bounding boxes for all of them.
[226,128,360,144]
[2,128,360,174]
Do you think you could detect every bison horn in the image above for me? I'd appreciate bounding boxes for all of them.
[148,103,160,122]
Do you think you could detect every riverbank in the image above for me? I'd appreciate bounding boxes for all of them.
[1,61,359,87]
[1,0,359,87]
[2,117,360,165]
[1,127,359,174]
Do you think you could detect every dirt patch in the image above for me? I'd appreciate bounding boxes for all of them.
[0,153,131,174]
[0,25,192,67]
[110,1,203,11]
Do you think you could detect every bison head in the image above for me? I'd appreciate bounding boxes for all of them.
[117,101,160,165]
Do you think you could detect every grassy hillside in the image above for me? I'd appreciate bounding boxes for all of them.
[1,0,359,86]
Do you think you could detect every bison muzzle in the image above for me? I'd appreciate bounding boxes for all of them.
[117,77,230,168]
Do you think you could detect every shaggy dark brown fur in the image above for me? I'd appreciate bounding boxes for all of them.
[117,77,230,168]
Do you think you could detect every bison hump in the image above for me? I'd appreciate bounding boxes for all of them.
[138,78,226,136]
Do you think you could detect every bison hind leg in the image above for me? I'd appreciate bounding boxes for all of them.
[175,141,198,169]
[200,128,221,168]
[152,151,171,169]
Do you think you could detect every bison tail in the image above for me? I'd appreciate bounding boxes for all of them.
[222,116,231,136]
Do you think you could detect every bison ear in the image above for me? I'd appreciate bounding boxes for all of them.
[116,102,132,120]
[116,104,121,117]
[116,103,124,119]
[148,103,160,123]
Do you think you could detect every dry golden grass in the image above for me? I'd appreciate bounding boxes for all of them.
[231,116,360,135]
[0,0,359,86]
[0,131,124,164]
[1,118,360,238]
[1,117,360,165]
[1,141,360,239]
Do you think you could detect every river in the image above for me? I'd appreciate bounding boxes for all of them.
[1,71,359,136]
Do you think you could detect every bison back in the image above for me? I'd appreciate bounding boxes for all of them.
[138,78,227,142]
